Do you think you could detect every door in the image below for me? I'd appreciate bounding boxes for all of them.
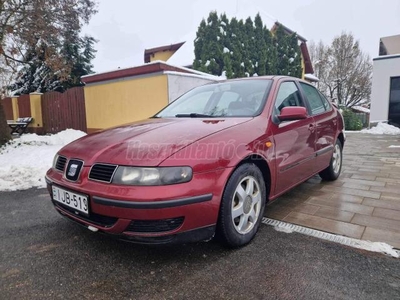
[299,82,336,172]
[271,81,317,195]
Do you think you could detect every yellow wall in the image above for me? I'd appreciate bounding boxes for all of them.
[29,93,43,128]
[150,50,175,62]
[84,74,169,131]
[11,97,19,119]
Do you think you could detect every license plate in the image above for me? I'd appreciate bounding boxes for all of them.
[52,186,89,215]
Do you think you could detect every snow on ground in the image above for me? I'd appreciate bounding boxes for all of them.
[0,129,86,192]
[361,122,400,135]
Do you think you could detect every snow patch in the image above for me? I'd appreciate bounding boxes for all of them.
[388,145,400,148]
[0,129,86,191]
[223,47,230,54]
[274,226,294,233]
[361,123,400,135]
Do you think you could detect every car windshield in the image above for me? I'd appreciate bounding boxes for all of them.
[156,79,272,118]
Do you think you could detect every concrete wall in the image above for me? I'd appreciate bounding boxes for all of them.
[84,74,169,132]
[167,73,218,103]
[370,55,400,124]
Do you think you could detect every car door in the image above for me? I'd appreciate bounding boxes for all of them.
[271,80,317,195]
[299,82,336,172]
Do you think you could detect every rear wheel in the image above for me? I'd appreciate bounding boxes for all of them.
[217,163,267,248]
[319,139,342,181]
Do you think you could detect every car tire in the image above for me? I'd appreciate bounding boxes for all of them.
[217,163,267,248]
[319,139,343,181]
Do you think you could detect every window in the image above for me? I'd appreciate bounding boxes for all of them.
[389,77,400,126]
[318,91,331,111]
[274,81,304,114]
[300,83,326,115]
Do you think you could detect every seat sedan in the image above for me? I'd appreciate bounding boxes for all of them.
[45,76,345,247]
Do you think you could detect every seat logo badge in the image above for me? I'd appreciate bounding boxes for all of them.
[68,164,79,177]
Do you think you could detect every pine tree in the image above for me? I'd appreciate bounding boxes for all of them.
[254,14,267,76]
[9,35,96,94]
[275,25,289,76]
[286,33,303,78]
[193,19,207,72]
[243,17,255,76]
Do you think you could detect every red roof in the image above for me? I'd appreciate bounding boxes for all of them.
[81,62,193,84]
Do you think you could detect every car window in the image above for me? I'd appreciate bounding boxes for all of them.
[300,83,327,115]
[274,81,304,114]
[318,91,331,111]
[211,92,241,115]
[156,80,272,118]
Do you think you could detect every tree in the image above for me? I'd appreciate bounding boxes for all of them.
[193,12,303,79]
[9,35,96,94]
[309,32,372,107]
[0,0,97,144]
[0,0,97,76]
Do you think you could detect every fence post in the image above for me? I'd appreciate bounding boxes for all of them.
[29,93,44,134]
[11,97,19,120]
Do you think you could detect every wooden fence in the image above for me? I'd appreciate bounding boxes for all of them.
[41,87,87,134]
[2,97,13,120]
[18,94,31,117]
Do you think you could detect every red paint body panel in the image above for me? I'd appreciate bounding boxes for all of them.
[46,76,344,243]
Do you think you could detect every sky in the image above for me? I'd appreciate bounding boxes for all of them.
[83,0,400,73]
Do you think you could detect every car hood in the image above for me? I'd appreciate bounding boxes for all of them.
[59,117,251,166]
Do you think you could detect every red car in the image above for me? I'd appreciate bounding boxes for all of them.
[45,76,345,247]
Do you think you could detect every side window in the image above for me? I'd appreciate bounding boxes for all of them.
[300,83,327,115]
[318,91,331,111]
[274,81,304,114]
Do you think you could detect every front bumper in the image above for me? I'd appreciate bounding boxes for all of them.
[45,167,232,244]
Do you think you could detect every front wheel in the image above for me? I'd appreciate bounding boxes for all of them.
[217,163,267,248]
[319,139,343,181]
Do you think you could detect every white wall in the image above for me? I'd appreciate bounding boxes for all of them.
[370,55,400,124]
[167,72,219,103]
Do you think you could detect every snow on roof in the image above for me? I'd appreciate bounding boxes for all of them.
[352,106,370,113]
[304,73,319,82]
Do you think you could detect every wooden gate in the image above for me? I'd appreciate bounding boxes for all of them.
[42,87,87,134]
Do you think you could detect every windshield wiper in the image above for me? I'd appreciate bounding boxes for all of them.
[175,113,215,118]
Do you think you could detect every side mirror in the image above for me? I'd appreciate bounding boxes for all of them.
[278,106,308,121]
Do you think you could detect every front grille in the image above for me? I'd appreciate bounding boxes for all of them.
[125,217,184,233]
[55,156,67,172]
[89,164,117,183]
[55,202,118,227]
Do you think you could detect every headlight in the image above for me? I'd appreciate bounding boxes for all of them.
[52,154,59,169]
[112,166,193,186]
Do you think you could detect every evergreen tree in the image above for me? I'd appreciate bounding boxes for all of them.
[275,25,289,76]
[9,35,96,94]
[286,33,303,78]
[254,14,267,76]
[193,12,303,79]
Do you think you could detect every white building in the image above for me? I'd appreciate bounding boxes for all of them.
[370,34,400,127]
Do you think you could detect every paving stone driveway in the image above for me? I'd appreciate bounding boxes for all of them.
[265,132,400,249]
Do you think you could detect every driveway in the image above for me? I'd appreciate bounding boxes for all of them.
[266,132,400,249]
[0,188,399,300]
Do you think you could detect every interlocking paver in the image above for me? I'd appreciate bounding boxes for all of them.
[265,133,400,249]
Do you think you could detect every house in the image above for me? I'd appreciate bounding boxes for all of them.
[143,20,316,83]
[370,34,400,127]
